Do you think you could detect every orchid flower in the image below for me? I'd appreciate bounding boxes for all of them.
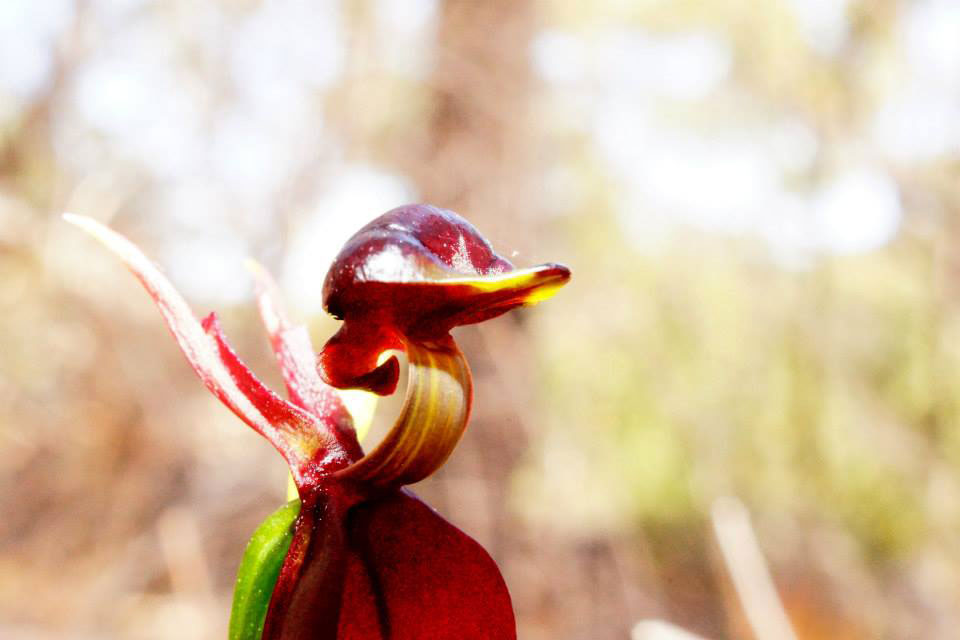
[66,204,570,639]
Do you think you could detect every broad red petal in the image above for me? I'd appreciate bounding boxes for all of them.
[337,490,516,639]
[261,490,516,640]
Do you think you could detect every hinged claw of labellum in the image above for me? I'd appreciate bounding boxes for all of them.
[67,204,570,639]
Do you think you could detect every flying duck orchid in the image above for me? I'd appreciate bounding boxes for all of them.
[66,204,570,639]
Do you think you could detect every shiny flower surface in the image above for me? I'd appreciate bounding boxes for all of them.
[66,204,569,639]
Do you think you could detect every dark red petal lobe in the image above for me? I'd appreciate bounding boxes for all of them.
[317,319,404,395]
[337,491,516,640]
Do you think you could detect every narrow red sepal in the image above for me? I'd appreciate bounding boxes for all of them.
[64,214,345,485]
[202,313,349,480]
[249,262,362,458]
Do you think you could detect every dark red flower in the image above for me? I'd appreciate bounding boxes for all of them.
[67,204,569,639]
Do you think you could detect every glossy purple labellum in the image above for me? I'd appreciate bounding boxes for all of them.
[66,205,570,640]
[320,204,571,395]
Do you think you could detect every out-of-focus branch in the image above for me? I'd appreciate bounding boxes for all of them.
[632,619,711,640]
[711,496,798,640]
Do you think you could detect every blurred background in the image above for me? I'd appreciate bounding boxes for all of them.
[3,0,960,638]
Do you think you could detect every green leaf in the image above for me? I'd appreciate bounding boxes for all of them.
[229,499,301,640]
